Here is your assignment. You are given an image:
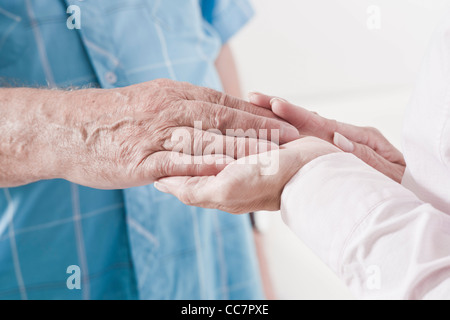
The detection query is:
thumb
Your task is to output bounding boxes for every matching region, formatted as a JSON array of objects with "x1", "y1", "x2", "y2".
[
  {"x1": 142, "y1": 152, "x2": 234, "y2": 182},
  {"x1": 154, "y1": 175, "x2": 218, "y2": 207},
  {"x1": 154, "y1": 176, "x2": 191, "y2": 195},
  {"x1": 333, "y1": 132, "x2": 405, "y2": 183},
  {"x1": 271, "y1": 98, "x2": 336, "y2": 141},
  {"x1": 248, "y1": 92, "x2": 275, "y2": 109}
]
